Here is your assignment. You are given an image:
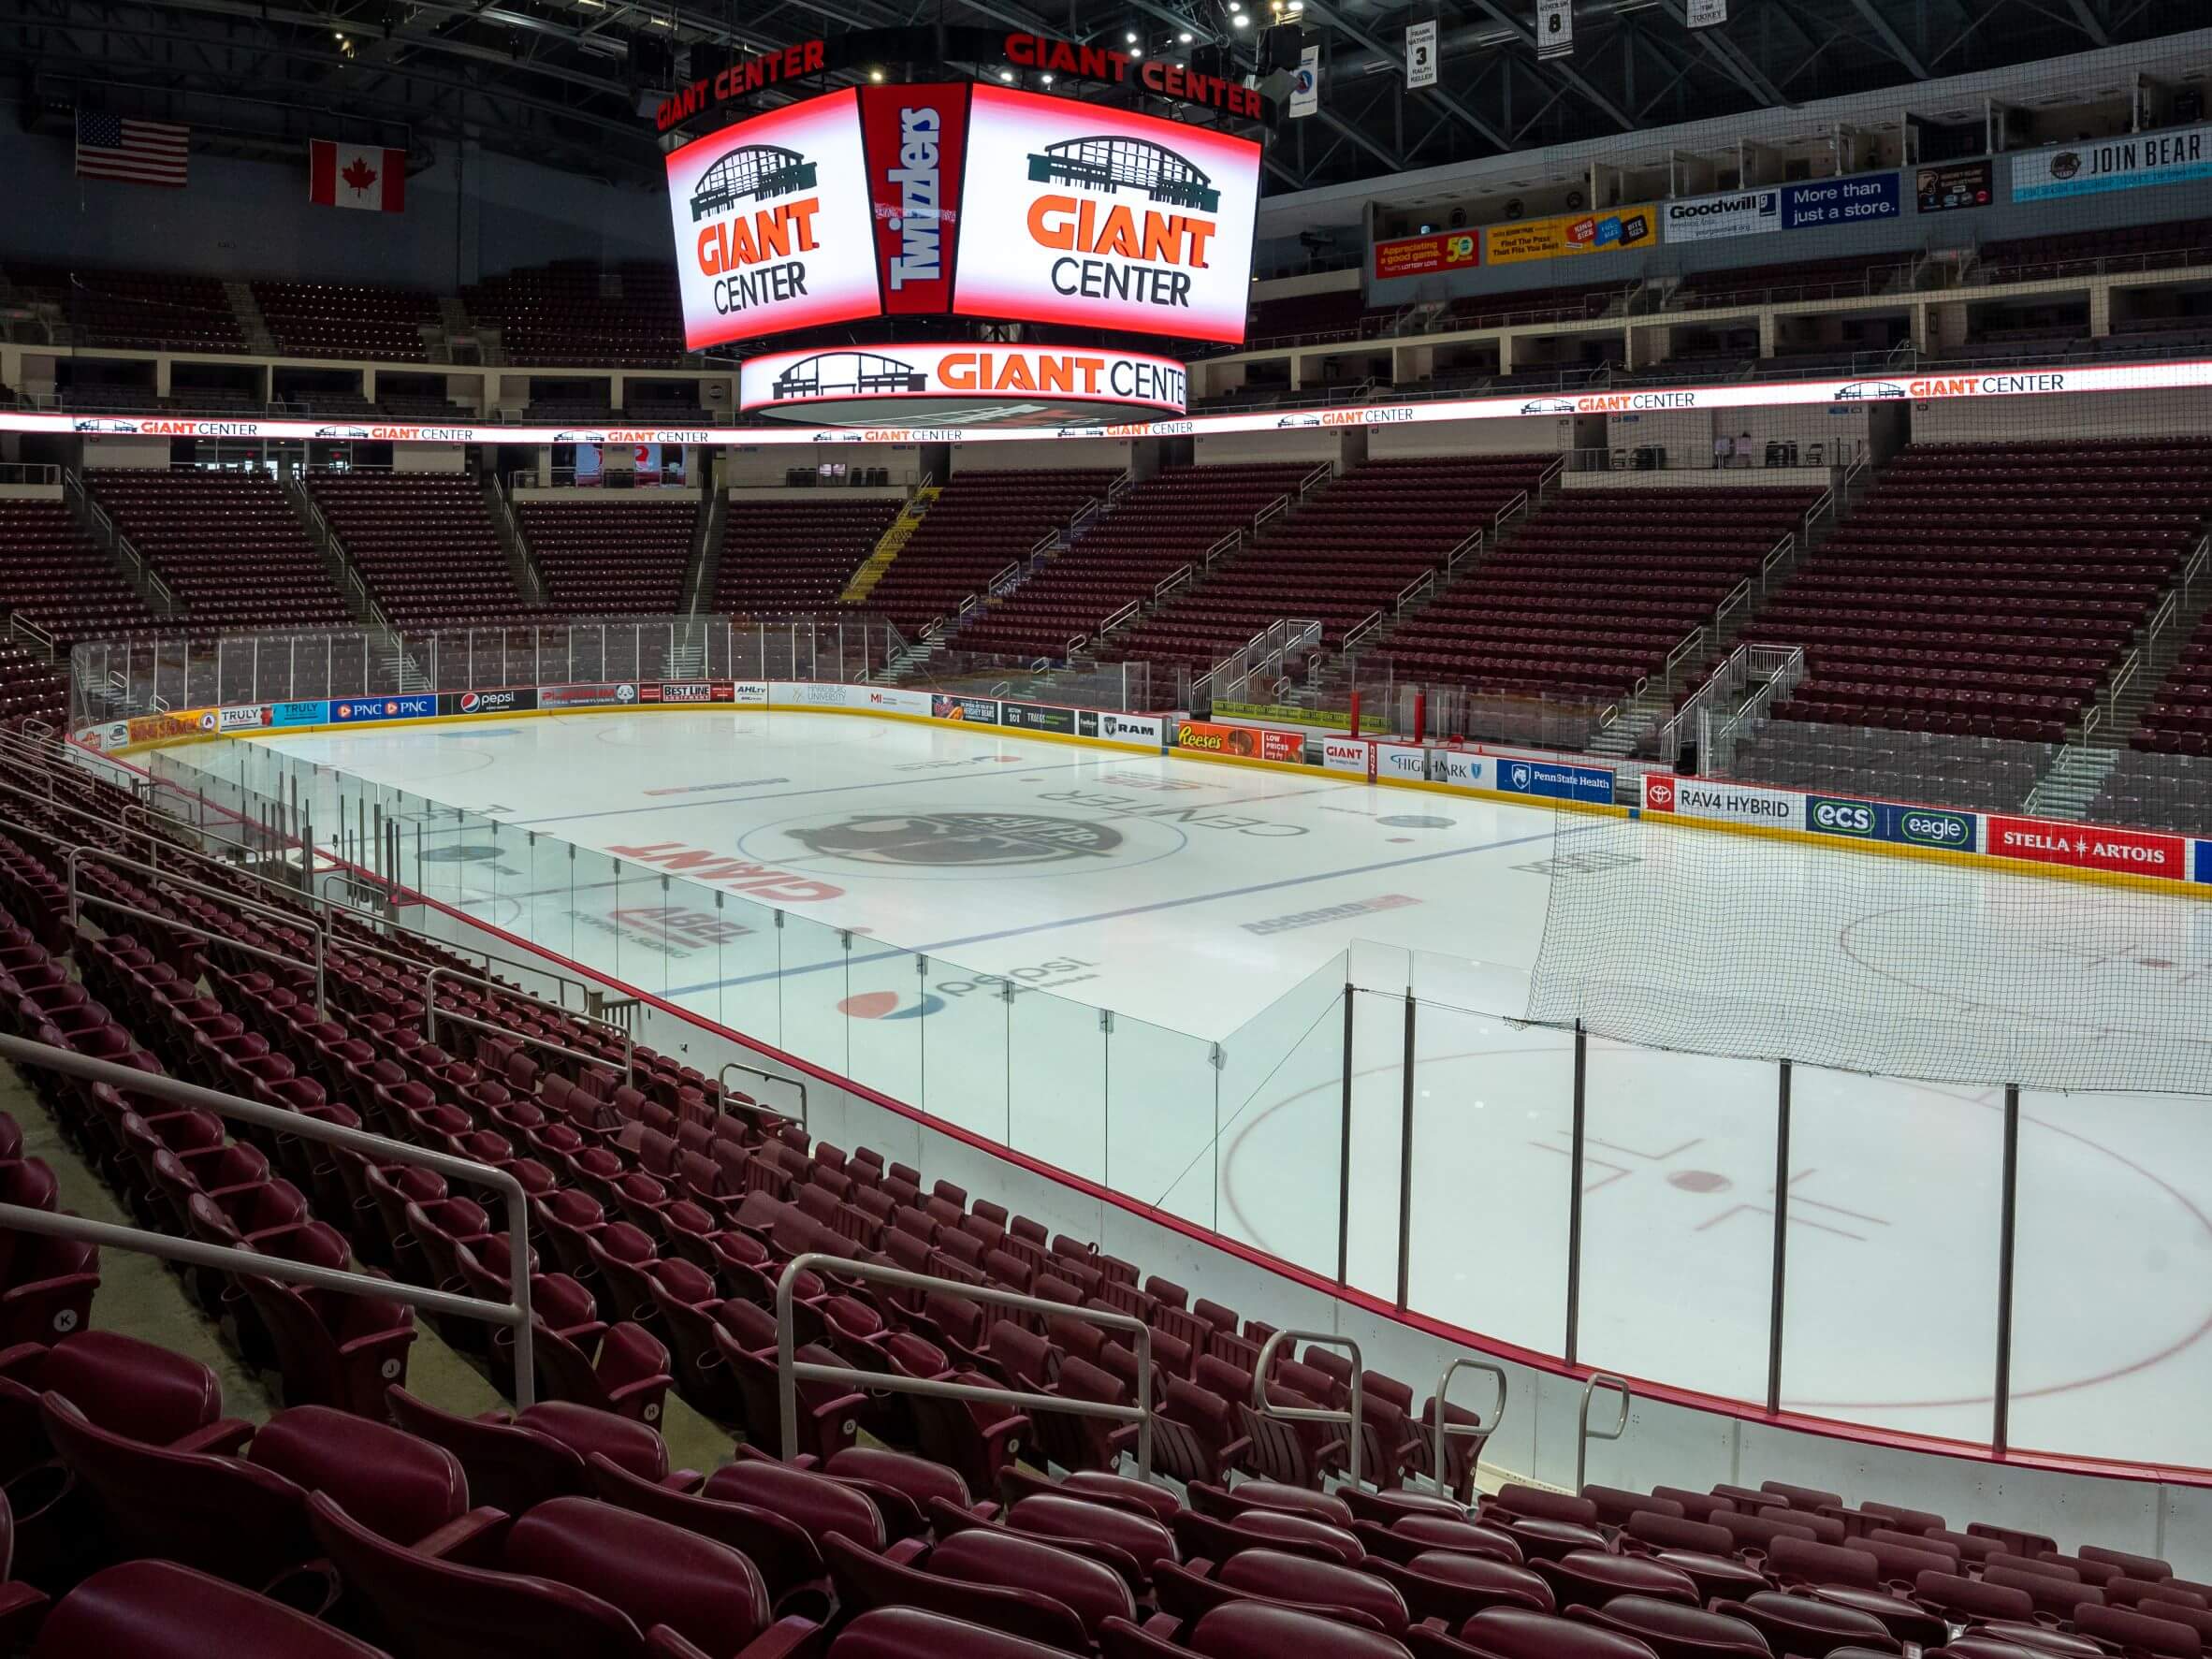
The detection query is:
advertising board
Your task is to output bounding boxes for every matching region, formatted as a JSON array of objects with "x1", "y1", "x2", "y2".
[
  {"x1": 739, "y1": 343, "x2": 1186, "y2": 418},
  {"x1": 330, "y1": 694, "x2": 437, "y2": 724},
  {"x1": 1372, "y1": 230, "x2": 1478, "y2": 280},
  {"x1": 438, "y1": 688, "x2": 539, "y2": 718},
  {"x1": 1174, "y1": 720, "x2": 1304, "y2": 764},
  {"x1": 1495, "y1": 755, "x2": 1616, "y2": 805},
  {"x1": 1986, "y1": 816, "x2": 2188, "y2": 880},
  {"x1": 538, "y1": 683, "x2": 639, "y2": 710}
]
